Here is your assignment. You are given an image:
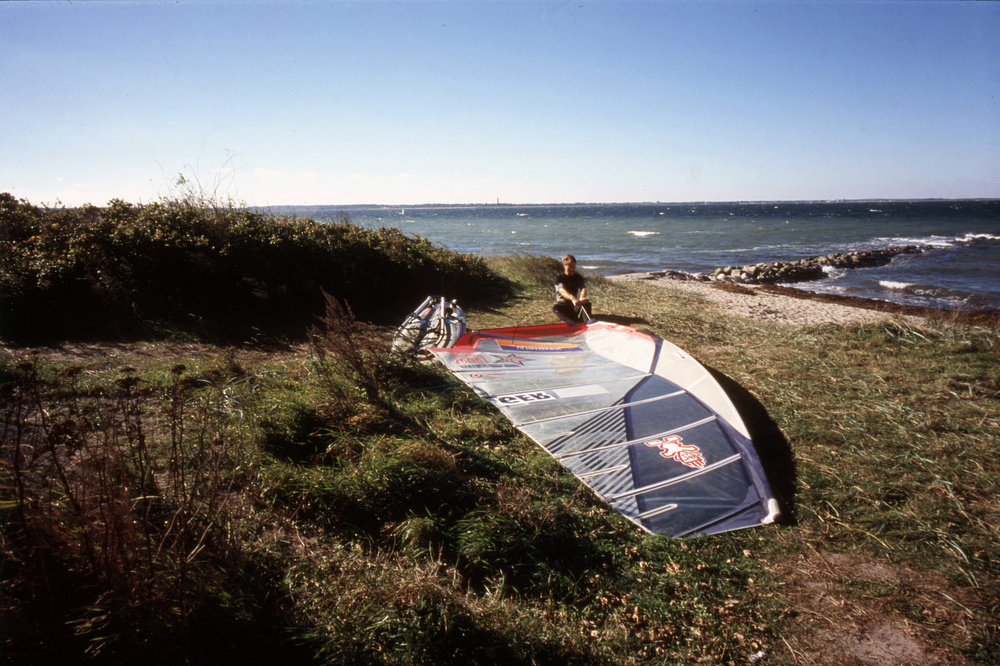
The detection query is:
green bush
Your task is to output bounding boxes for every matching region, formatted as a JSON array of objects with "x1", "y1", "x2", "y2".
[{"x1": 0, "y1": 193, "x2": 513, "y2": 343}]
